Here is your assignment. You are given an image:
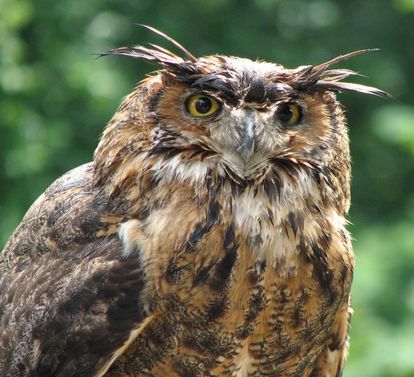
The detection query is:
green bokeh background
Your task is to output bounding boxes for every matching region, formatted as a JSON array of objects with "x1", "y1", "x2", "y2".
[{"x1": 1, "y1": 1, "x2": 413, "y2": 376}]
